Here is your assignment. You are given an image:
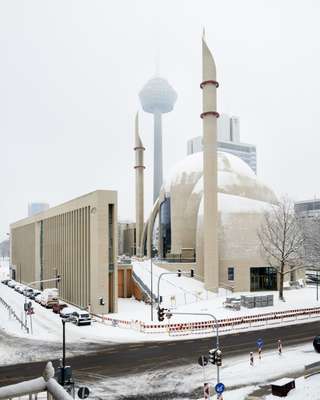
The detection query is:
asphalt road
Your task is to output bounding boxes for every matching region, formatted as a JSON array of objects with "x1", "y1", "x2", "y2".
[{"x1": 0, "y1": 320, "x2": 319, "y2": 387}]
